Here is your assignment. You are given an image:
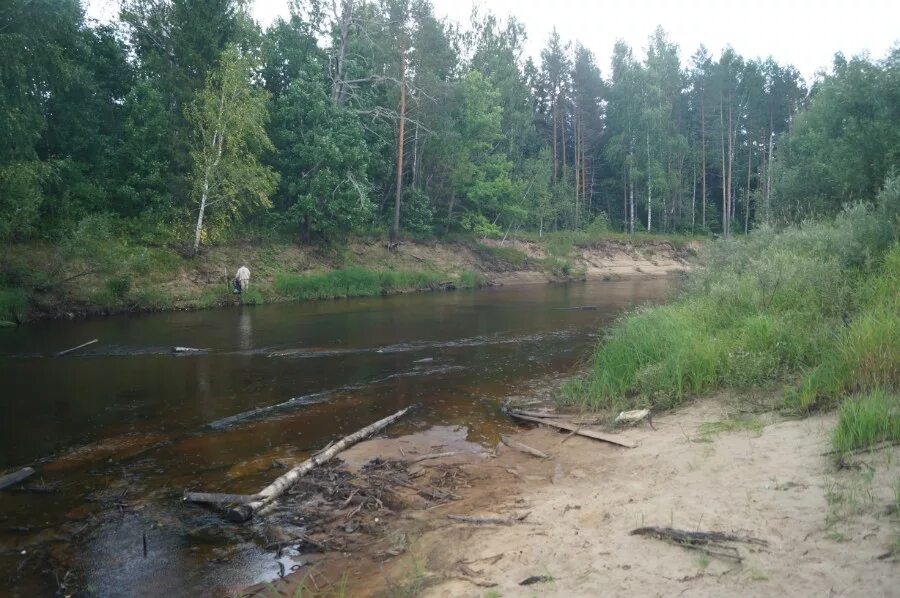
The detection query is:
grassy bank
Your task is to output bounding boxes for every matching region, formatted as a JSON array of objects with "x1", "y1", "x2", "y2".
[
  {"x1": 0, "y1": 226, "x2": 693, "y2": 323},
  {"x1": 561, "y1": 181, "x2": 900, "y2": 454}
]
